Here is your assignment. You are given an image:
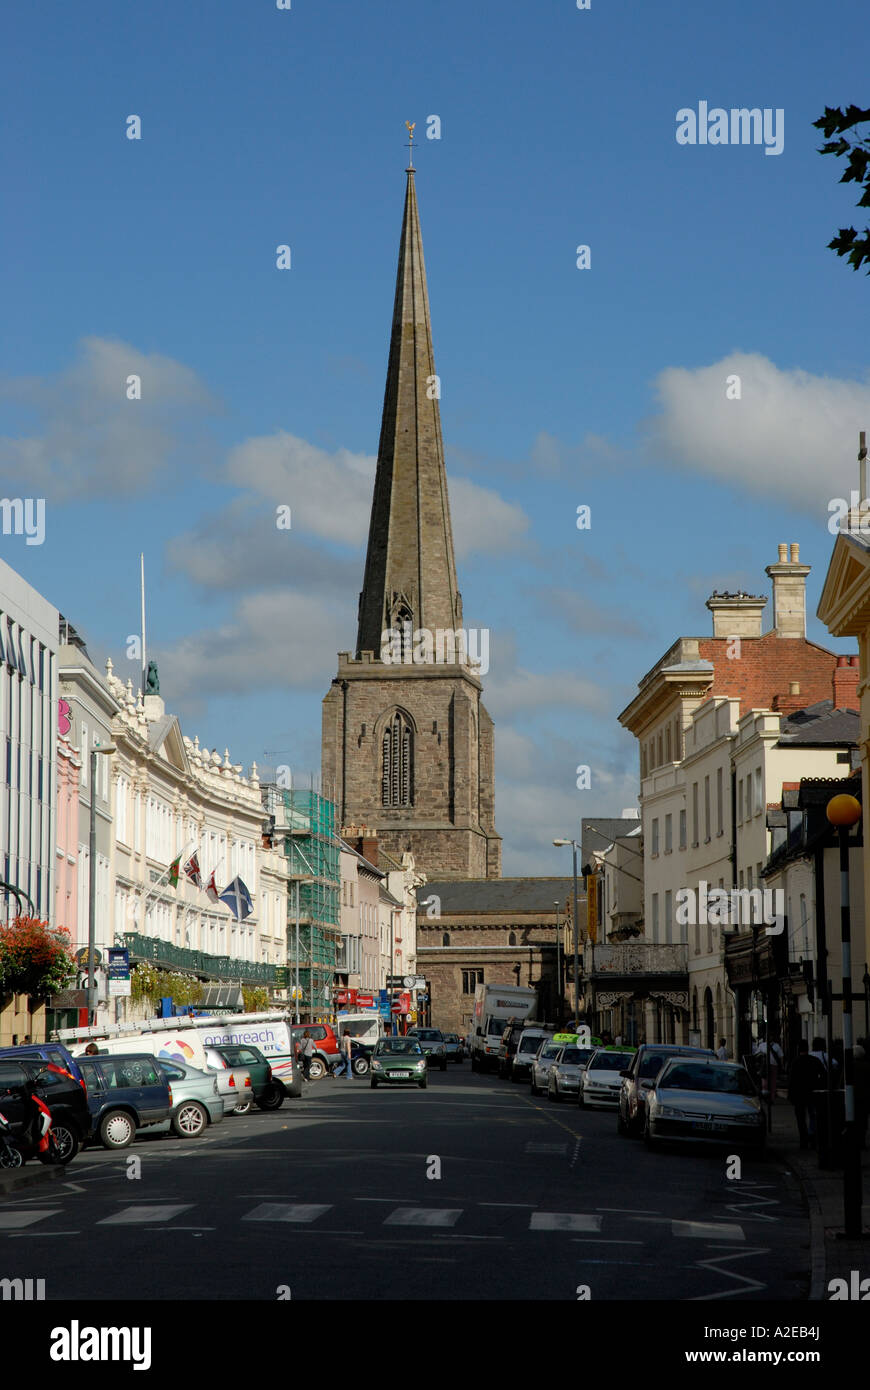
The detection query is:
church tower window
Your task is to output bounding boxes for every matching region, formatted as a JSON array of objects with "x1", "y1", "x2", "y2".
[{"x1": 382, "y1": 711, "x2": 414, "y2": 807}]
